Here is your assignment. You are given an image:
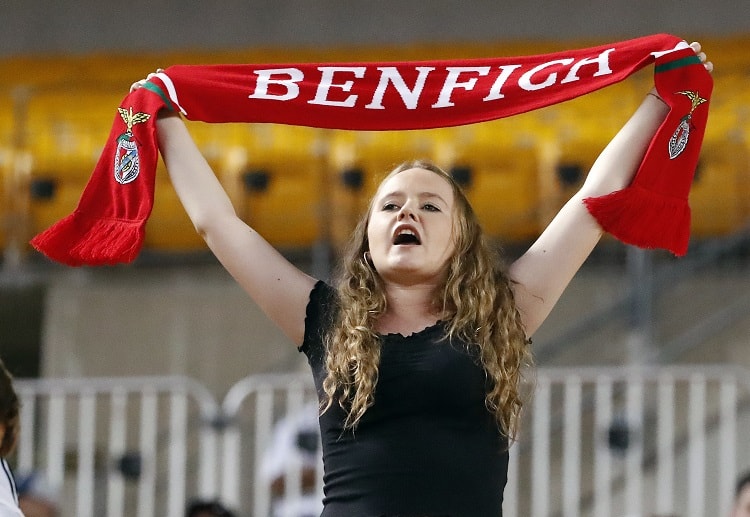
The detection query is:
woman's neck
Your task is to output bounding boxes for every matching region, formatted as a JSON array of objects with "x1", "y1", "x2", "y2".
[{"x1": 377, "y1": 283, "x2": 441, "y2": 336}]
